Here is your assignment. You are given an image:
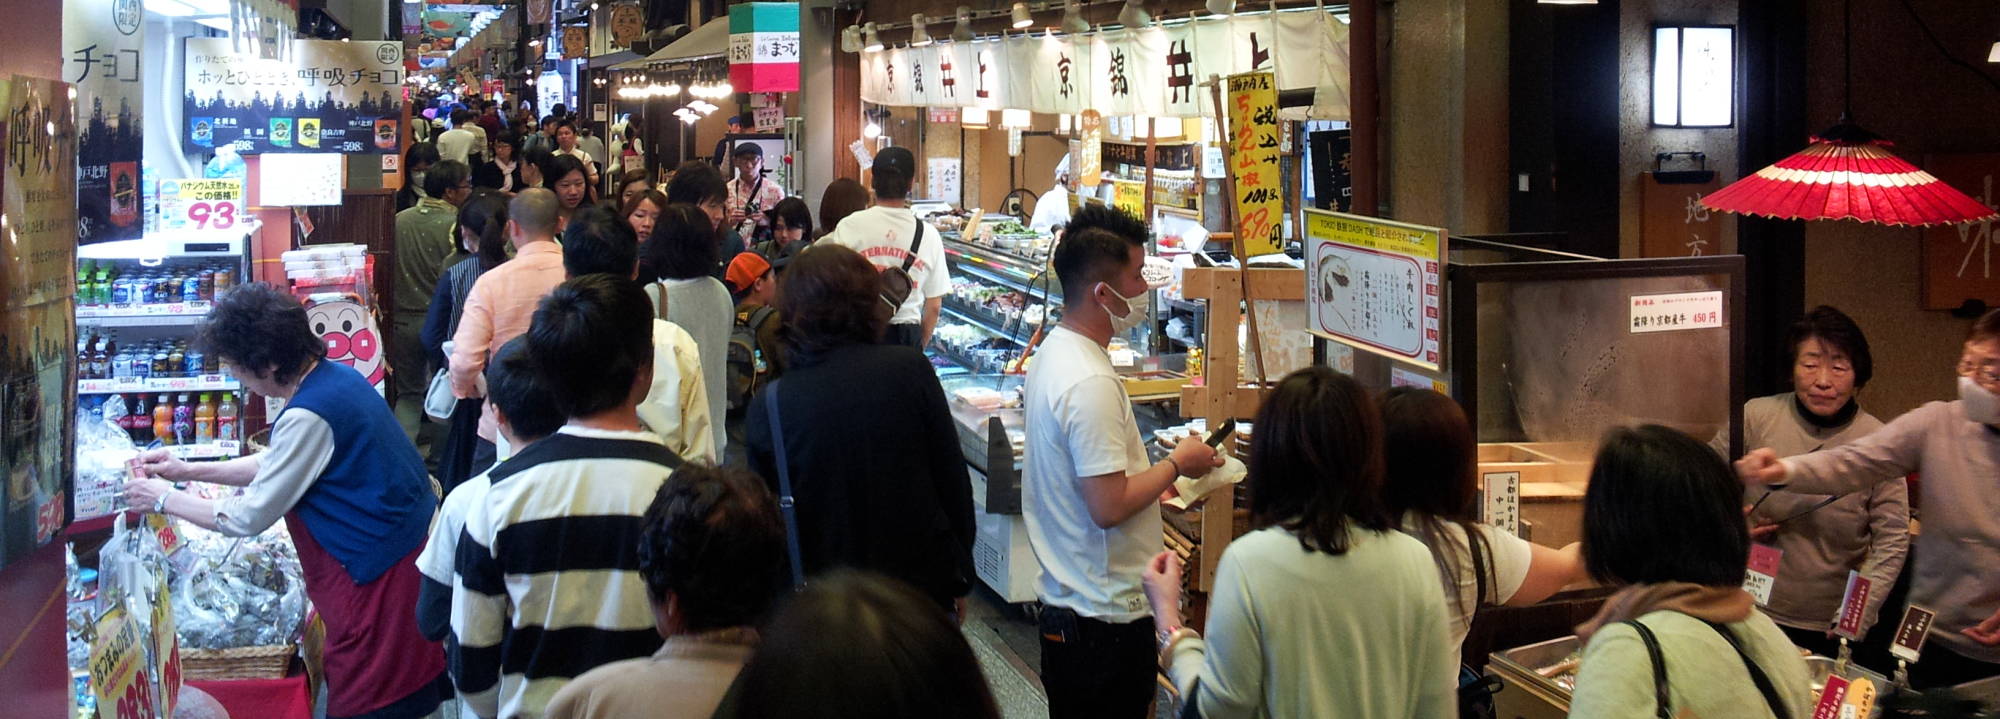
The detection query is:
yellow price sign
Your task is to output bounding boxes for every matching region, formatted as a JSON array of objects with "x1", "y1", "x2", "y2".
[{"x1": 1226, "y1": 71, "x2": 1282, "y2": 257}]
